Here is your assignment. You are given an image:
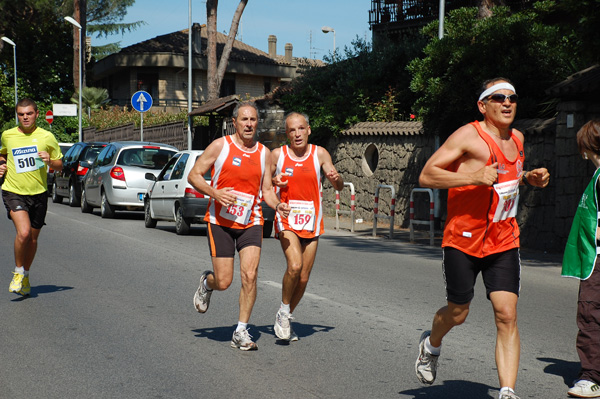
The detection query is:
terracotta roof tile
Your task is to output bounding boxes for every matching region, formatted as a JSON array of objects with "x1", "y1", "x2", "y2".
[
  {"x1": 341, "y1": 121, "x2": 424, "y2": 136},
  {"x1": 120, "y1": 24, "x2": 285, "y2": 66},
  {"x1": 512, "y1": 118, "x2": 556, "y2": 135},
  {"x1": 546, "y1": 64, "x2": 600, "y2": 97}
]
